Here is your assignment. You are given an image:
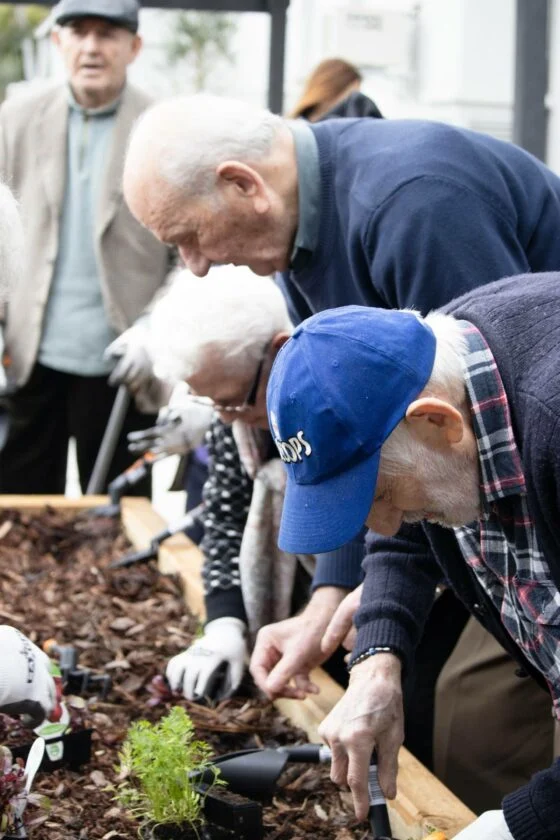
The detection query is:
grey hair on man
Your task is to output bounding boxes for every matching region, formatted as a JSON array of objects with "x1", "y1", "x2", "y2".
[
  {"x1": 149, "y1": 264, "x2": 292, "y2": 384},
  {"x1": 380, "y1": 311, "x2": 470, "y2": 477},
  {"x1": 125, "y1": 94, "x2": 284, "y2": 199}
]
